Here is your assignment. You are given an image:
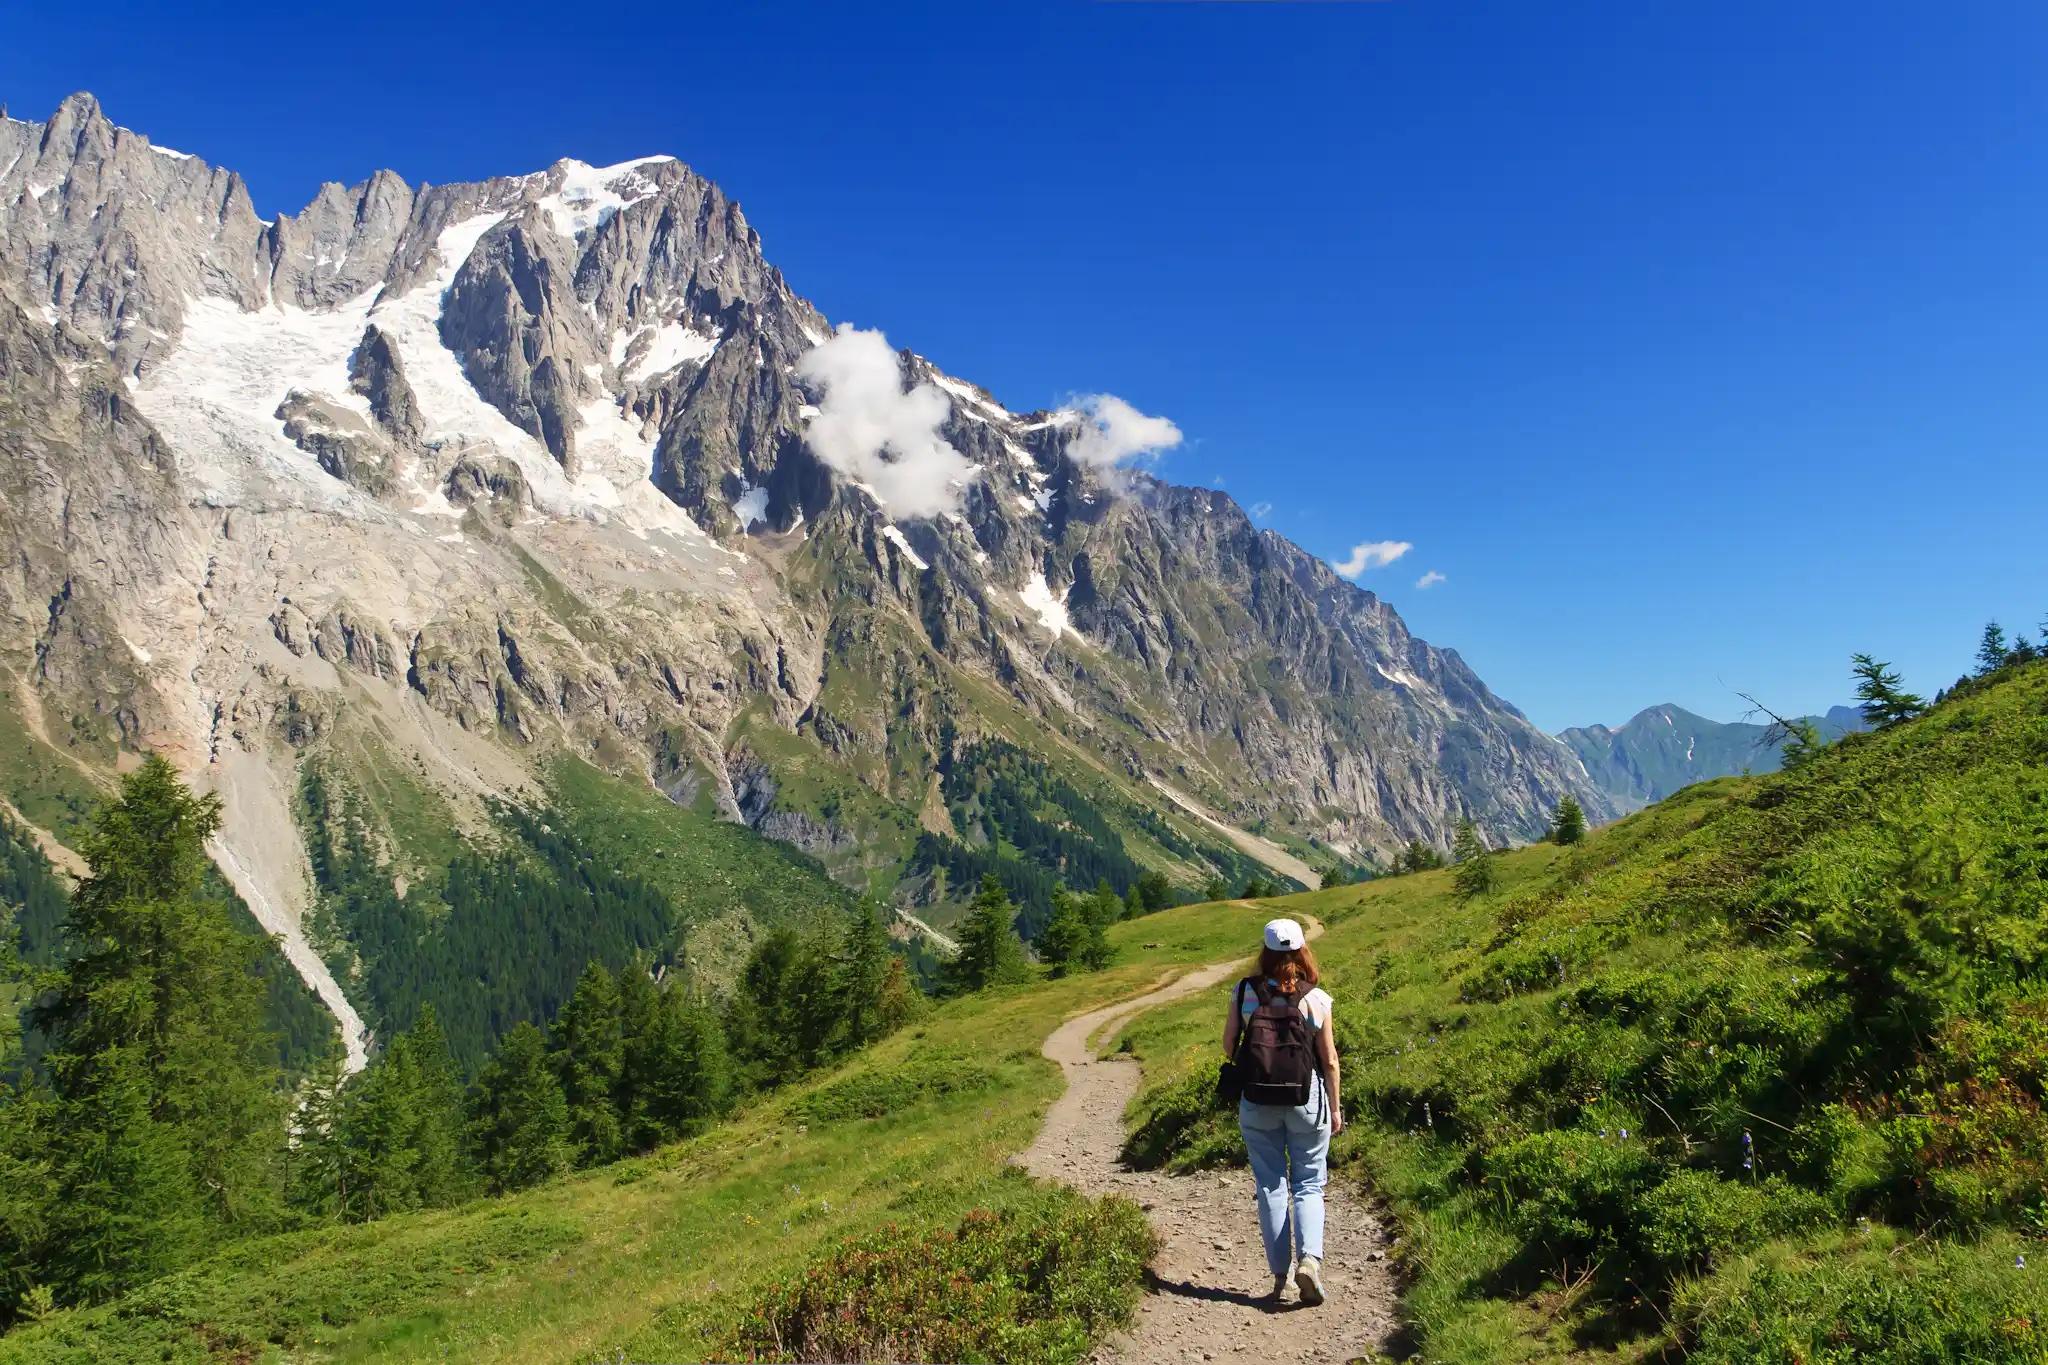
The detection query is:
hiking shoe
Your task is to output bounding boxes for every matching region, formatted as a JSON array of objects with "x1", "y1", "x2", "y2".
[
  {"x1": 1269, "y1": 1272, "x2": 1289, "y2": 1302},
  {"x1": 1296, "y1": 1255, "x2": 1326, "y2": 1306}
]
